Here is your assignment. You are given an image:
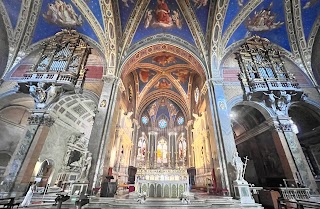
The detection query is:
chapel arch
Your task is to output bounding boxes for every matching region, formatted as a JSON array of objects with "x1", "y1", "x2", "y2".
[
  {"x1": 288, "y1": 102, "x2": 320, "y2": 178},
  {"x1": 230, "y1": 104, "x2": 286, "y2": 187},
  {"x1": 106, "y1": 41, "x2": 218, "y2": 189}
]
